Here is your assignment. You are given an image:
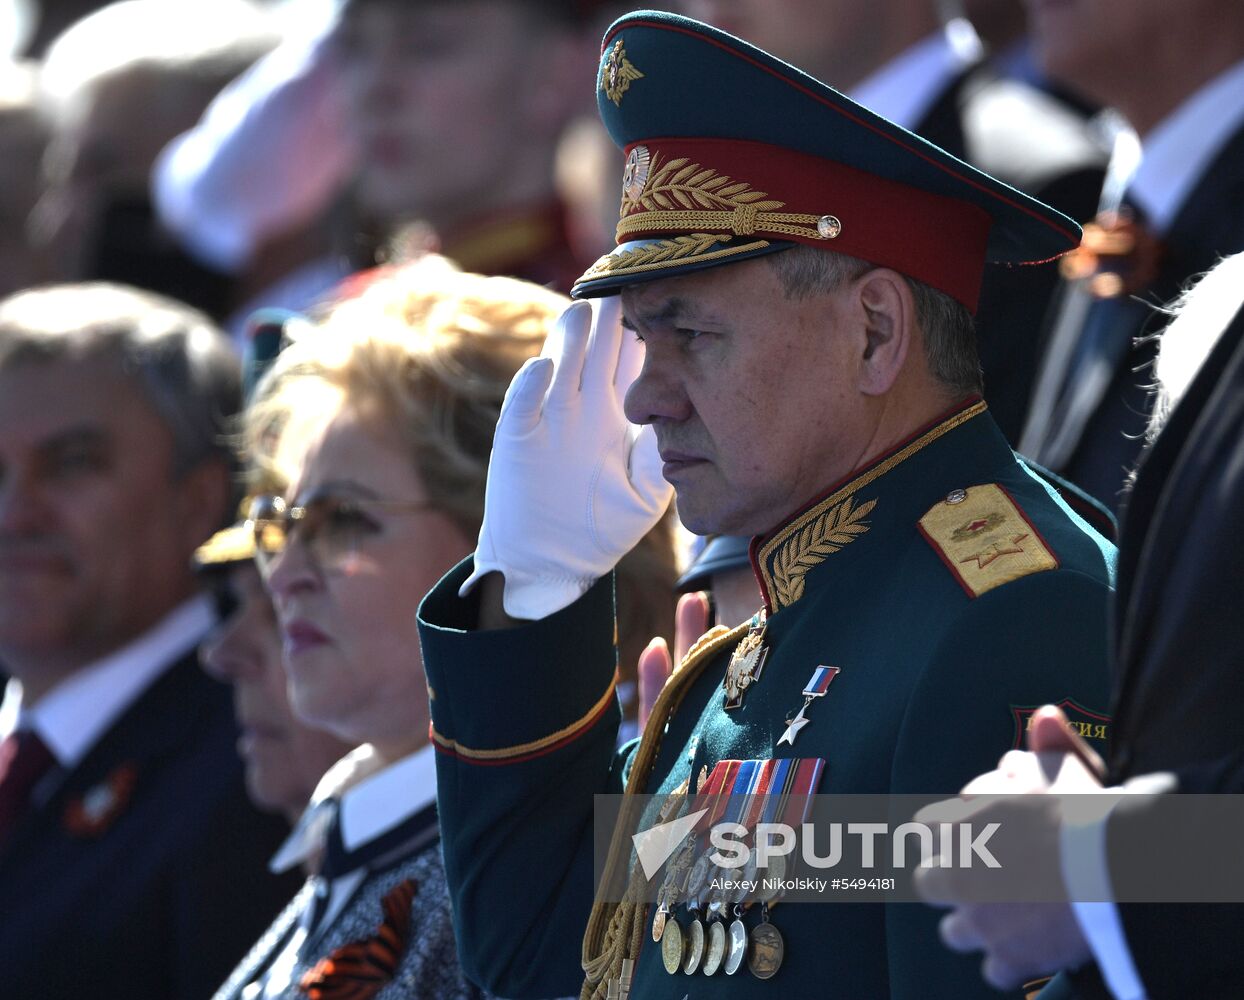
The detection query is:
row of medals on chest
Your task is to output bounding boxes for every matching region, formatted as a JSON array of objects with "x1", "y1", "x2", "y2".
[
  {"x1": 654, "y1": 830, "x2": 787, "y2": 979},
  {"x1": 656, "y1": 613, "x2": 783, "y2": 980}
]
